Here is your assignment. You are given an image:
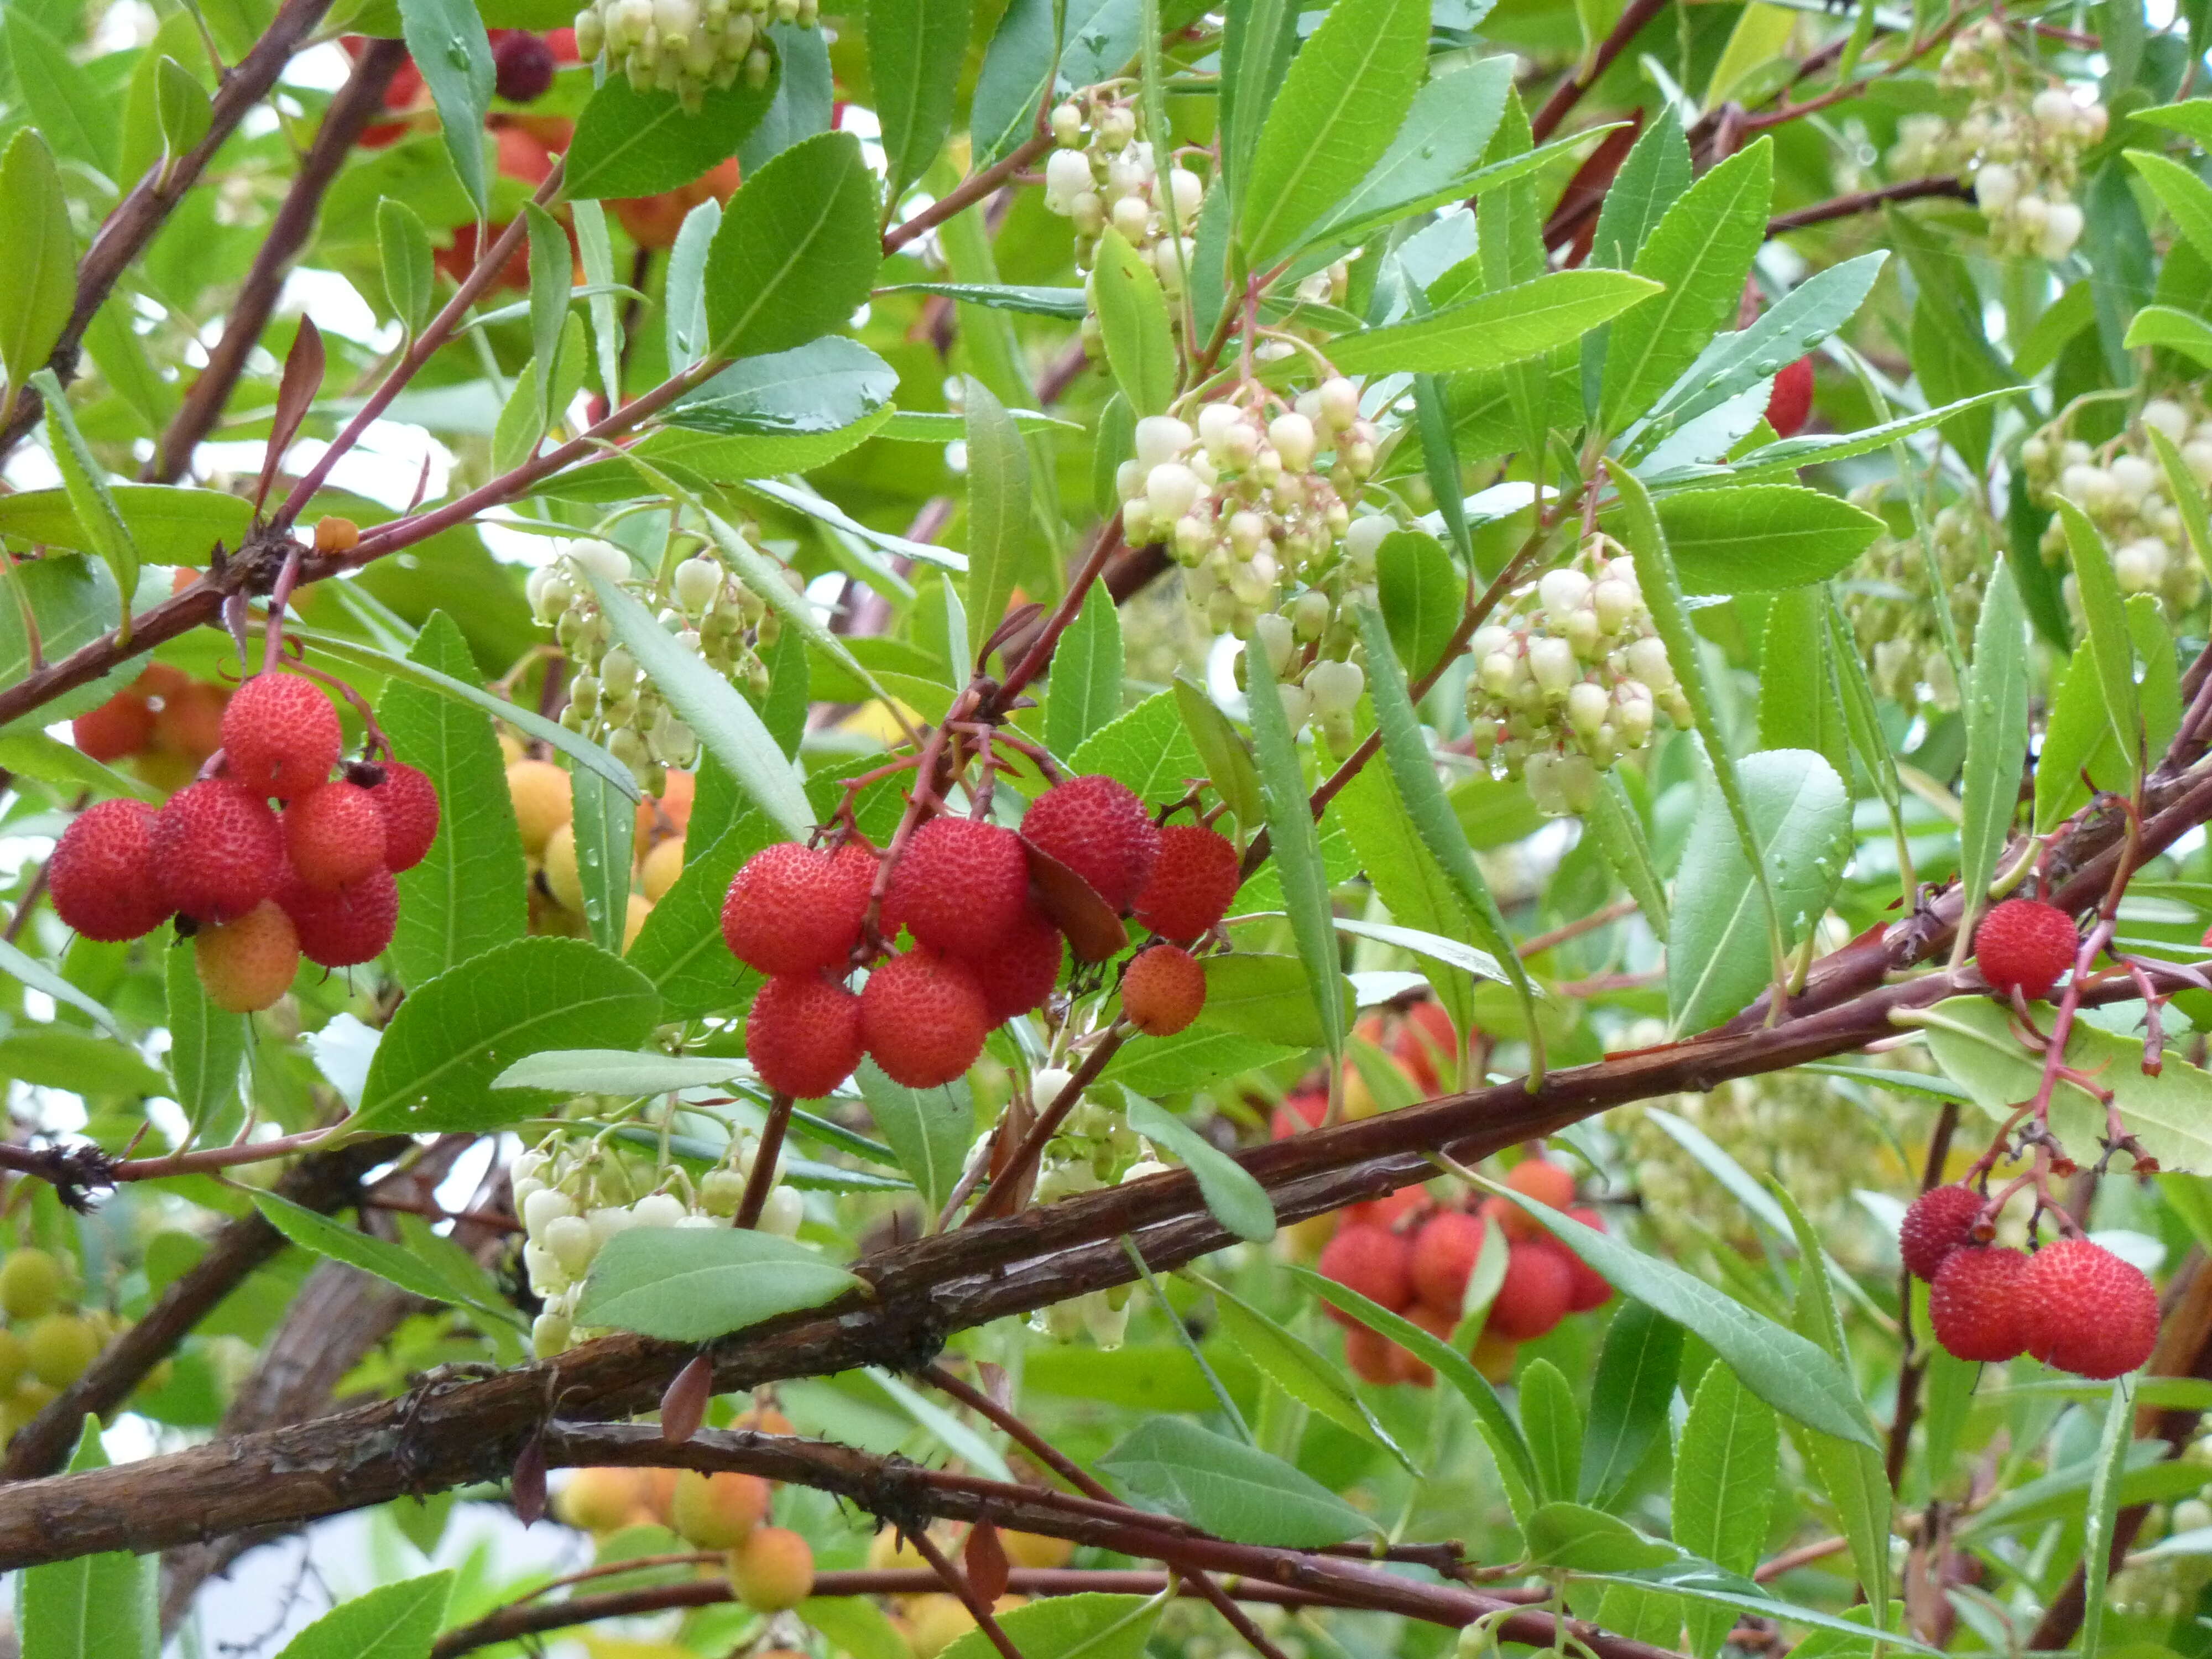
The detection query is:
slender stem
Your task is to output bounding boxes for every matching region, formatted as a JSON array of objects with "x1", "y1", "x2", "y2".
[
  {"x1": 884, "y1": 134, "x2": 1056, "y2": 257},
  {"x1": 1766, "y1": 176, "x2": 1971, "y2": 235},
  {"x1": 908, "y1": 1527, "x2": 1027, "y2": 1659},
  {"x1": 734, "y1": 1093, "x2": 794, "y2": 1229},
  {"x1": 1529, "y1": 0, "x2": 1670, "y2": 143}
]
